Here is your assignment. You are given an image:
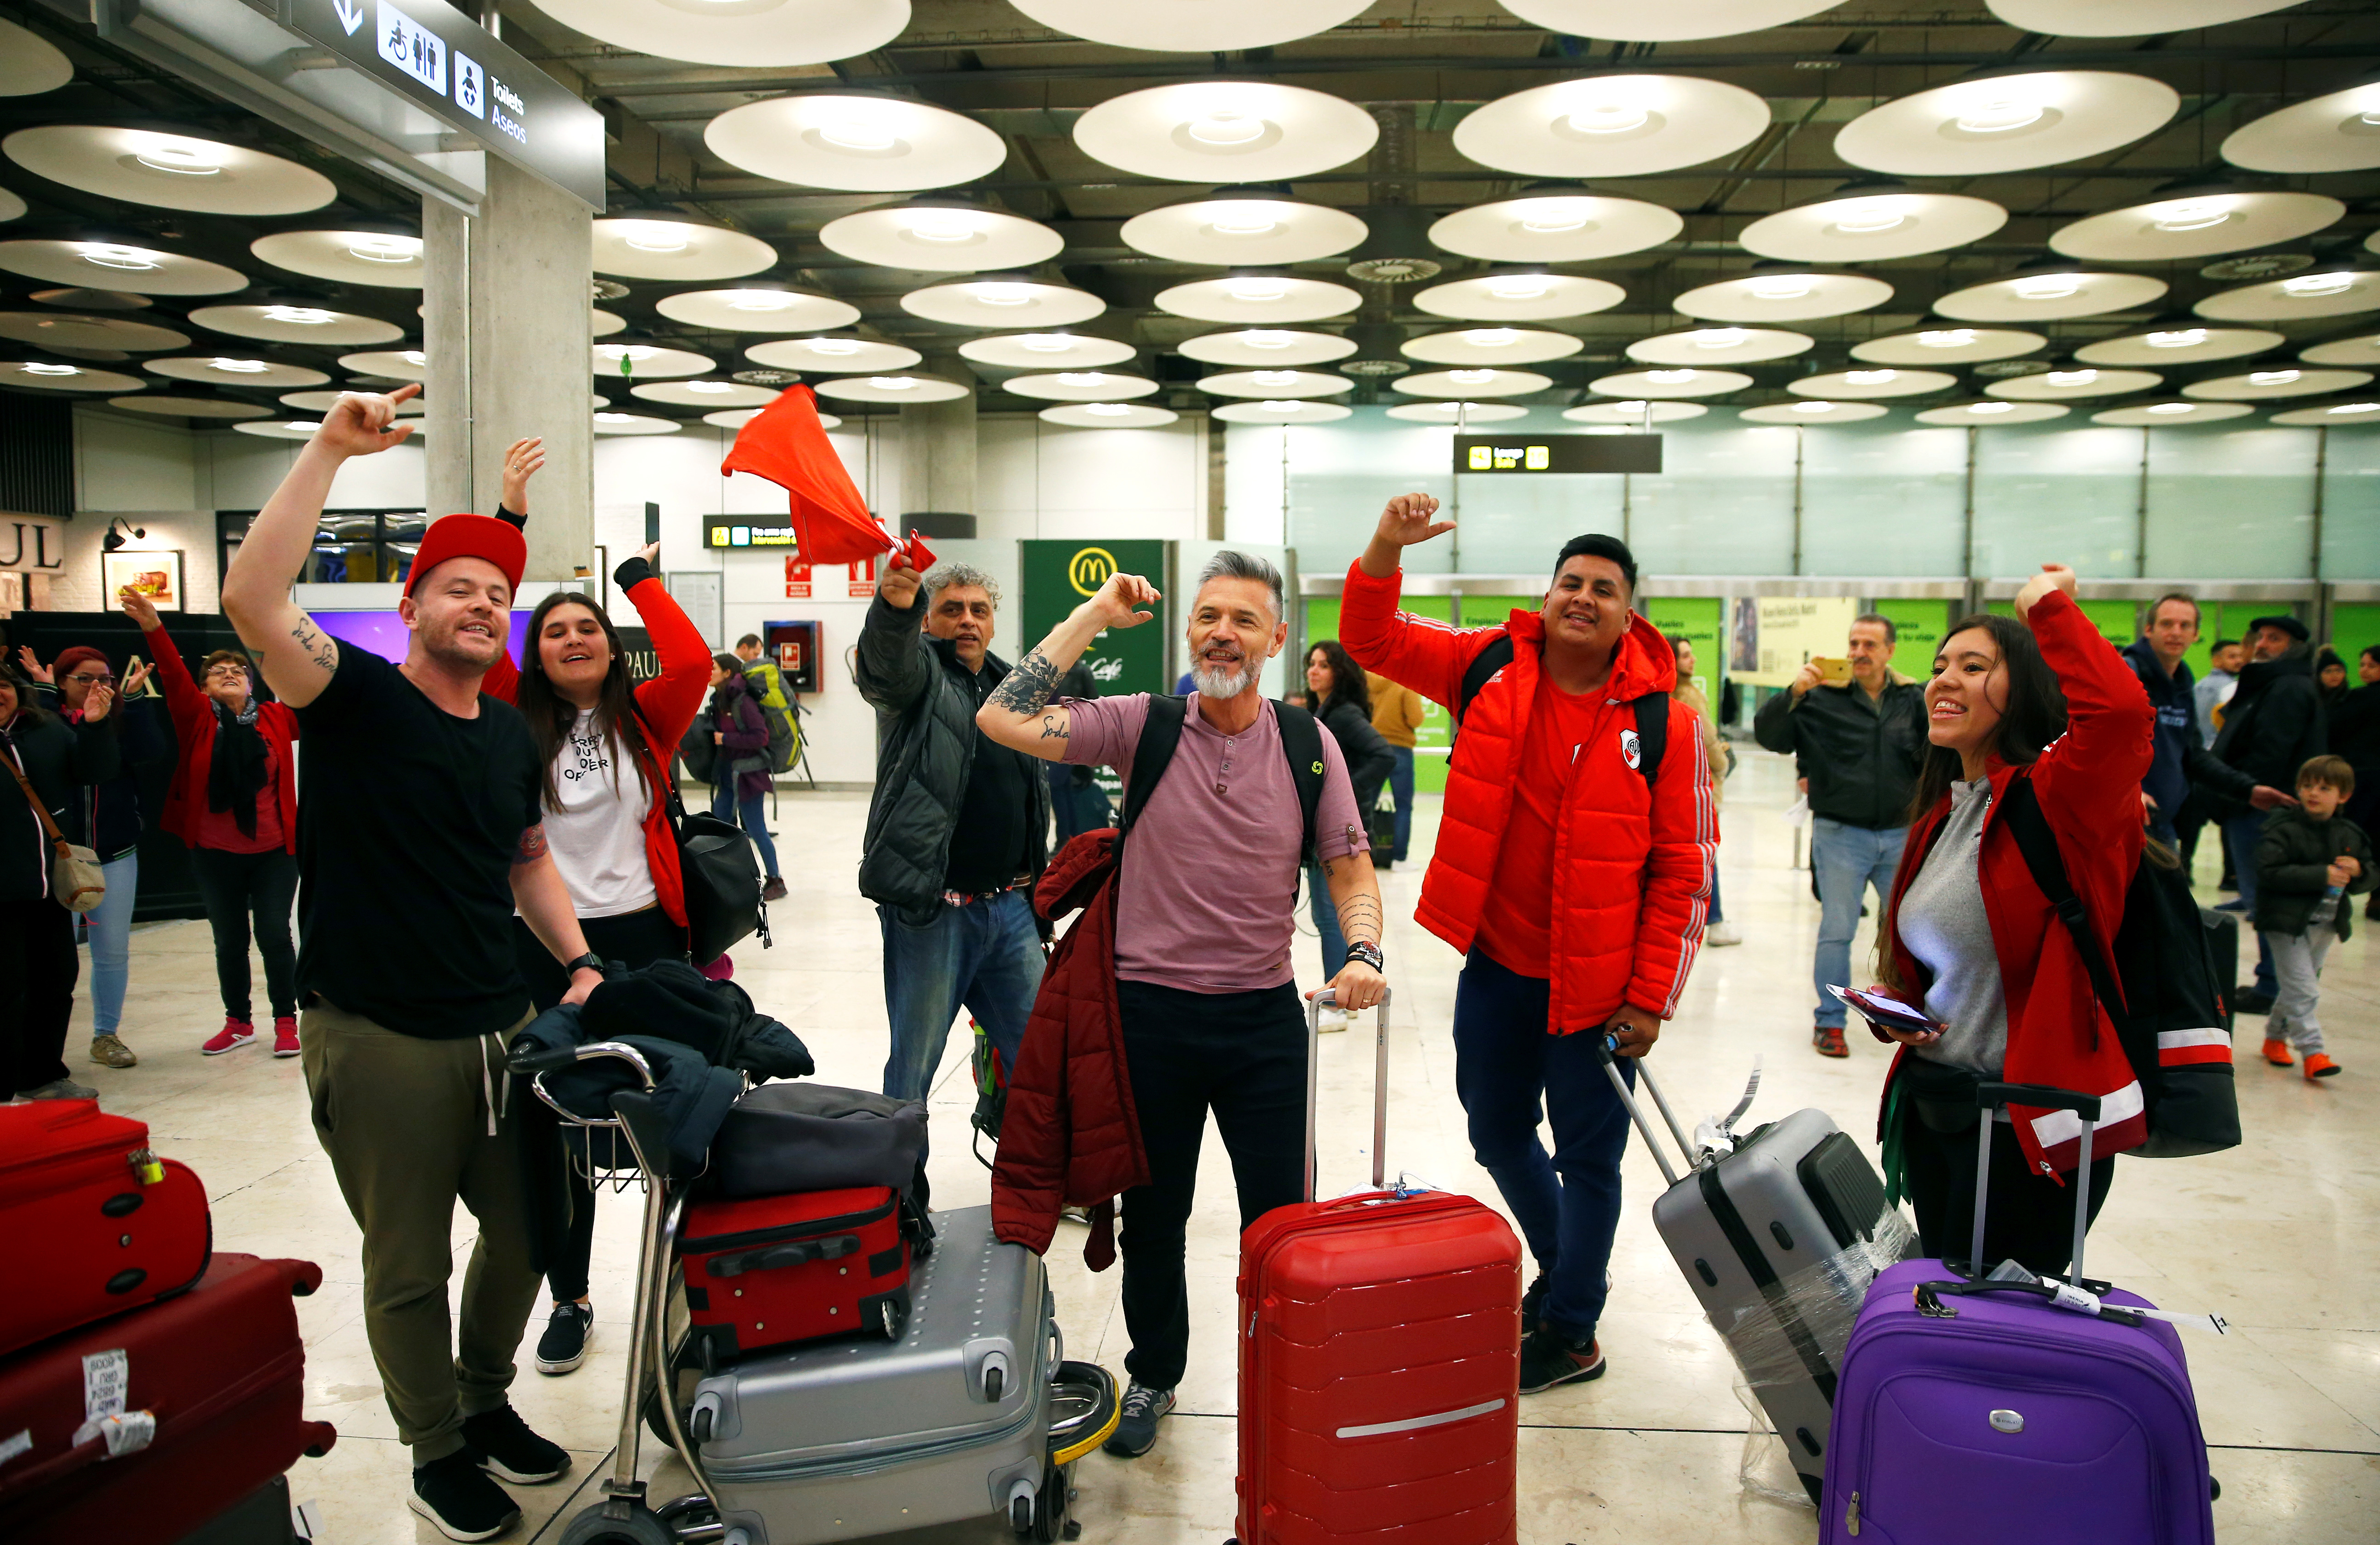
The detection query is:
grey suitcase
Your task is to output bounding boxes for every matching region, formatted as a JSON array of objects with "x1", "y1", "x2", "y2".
[{"x1": 1591, "y1": 1039, "x2": 1912, "y2": 1504}]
